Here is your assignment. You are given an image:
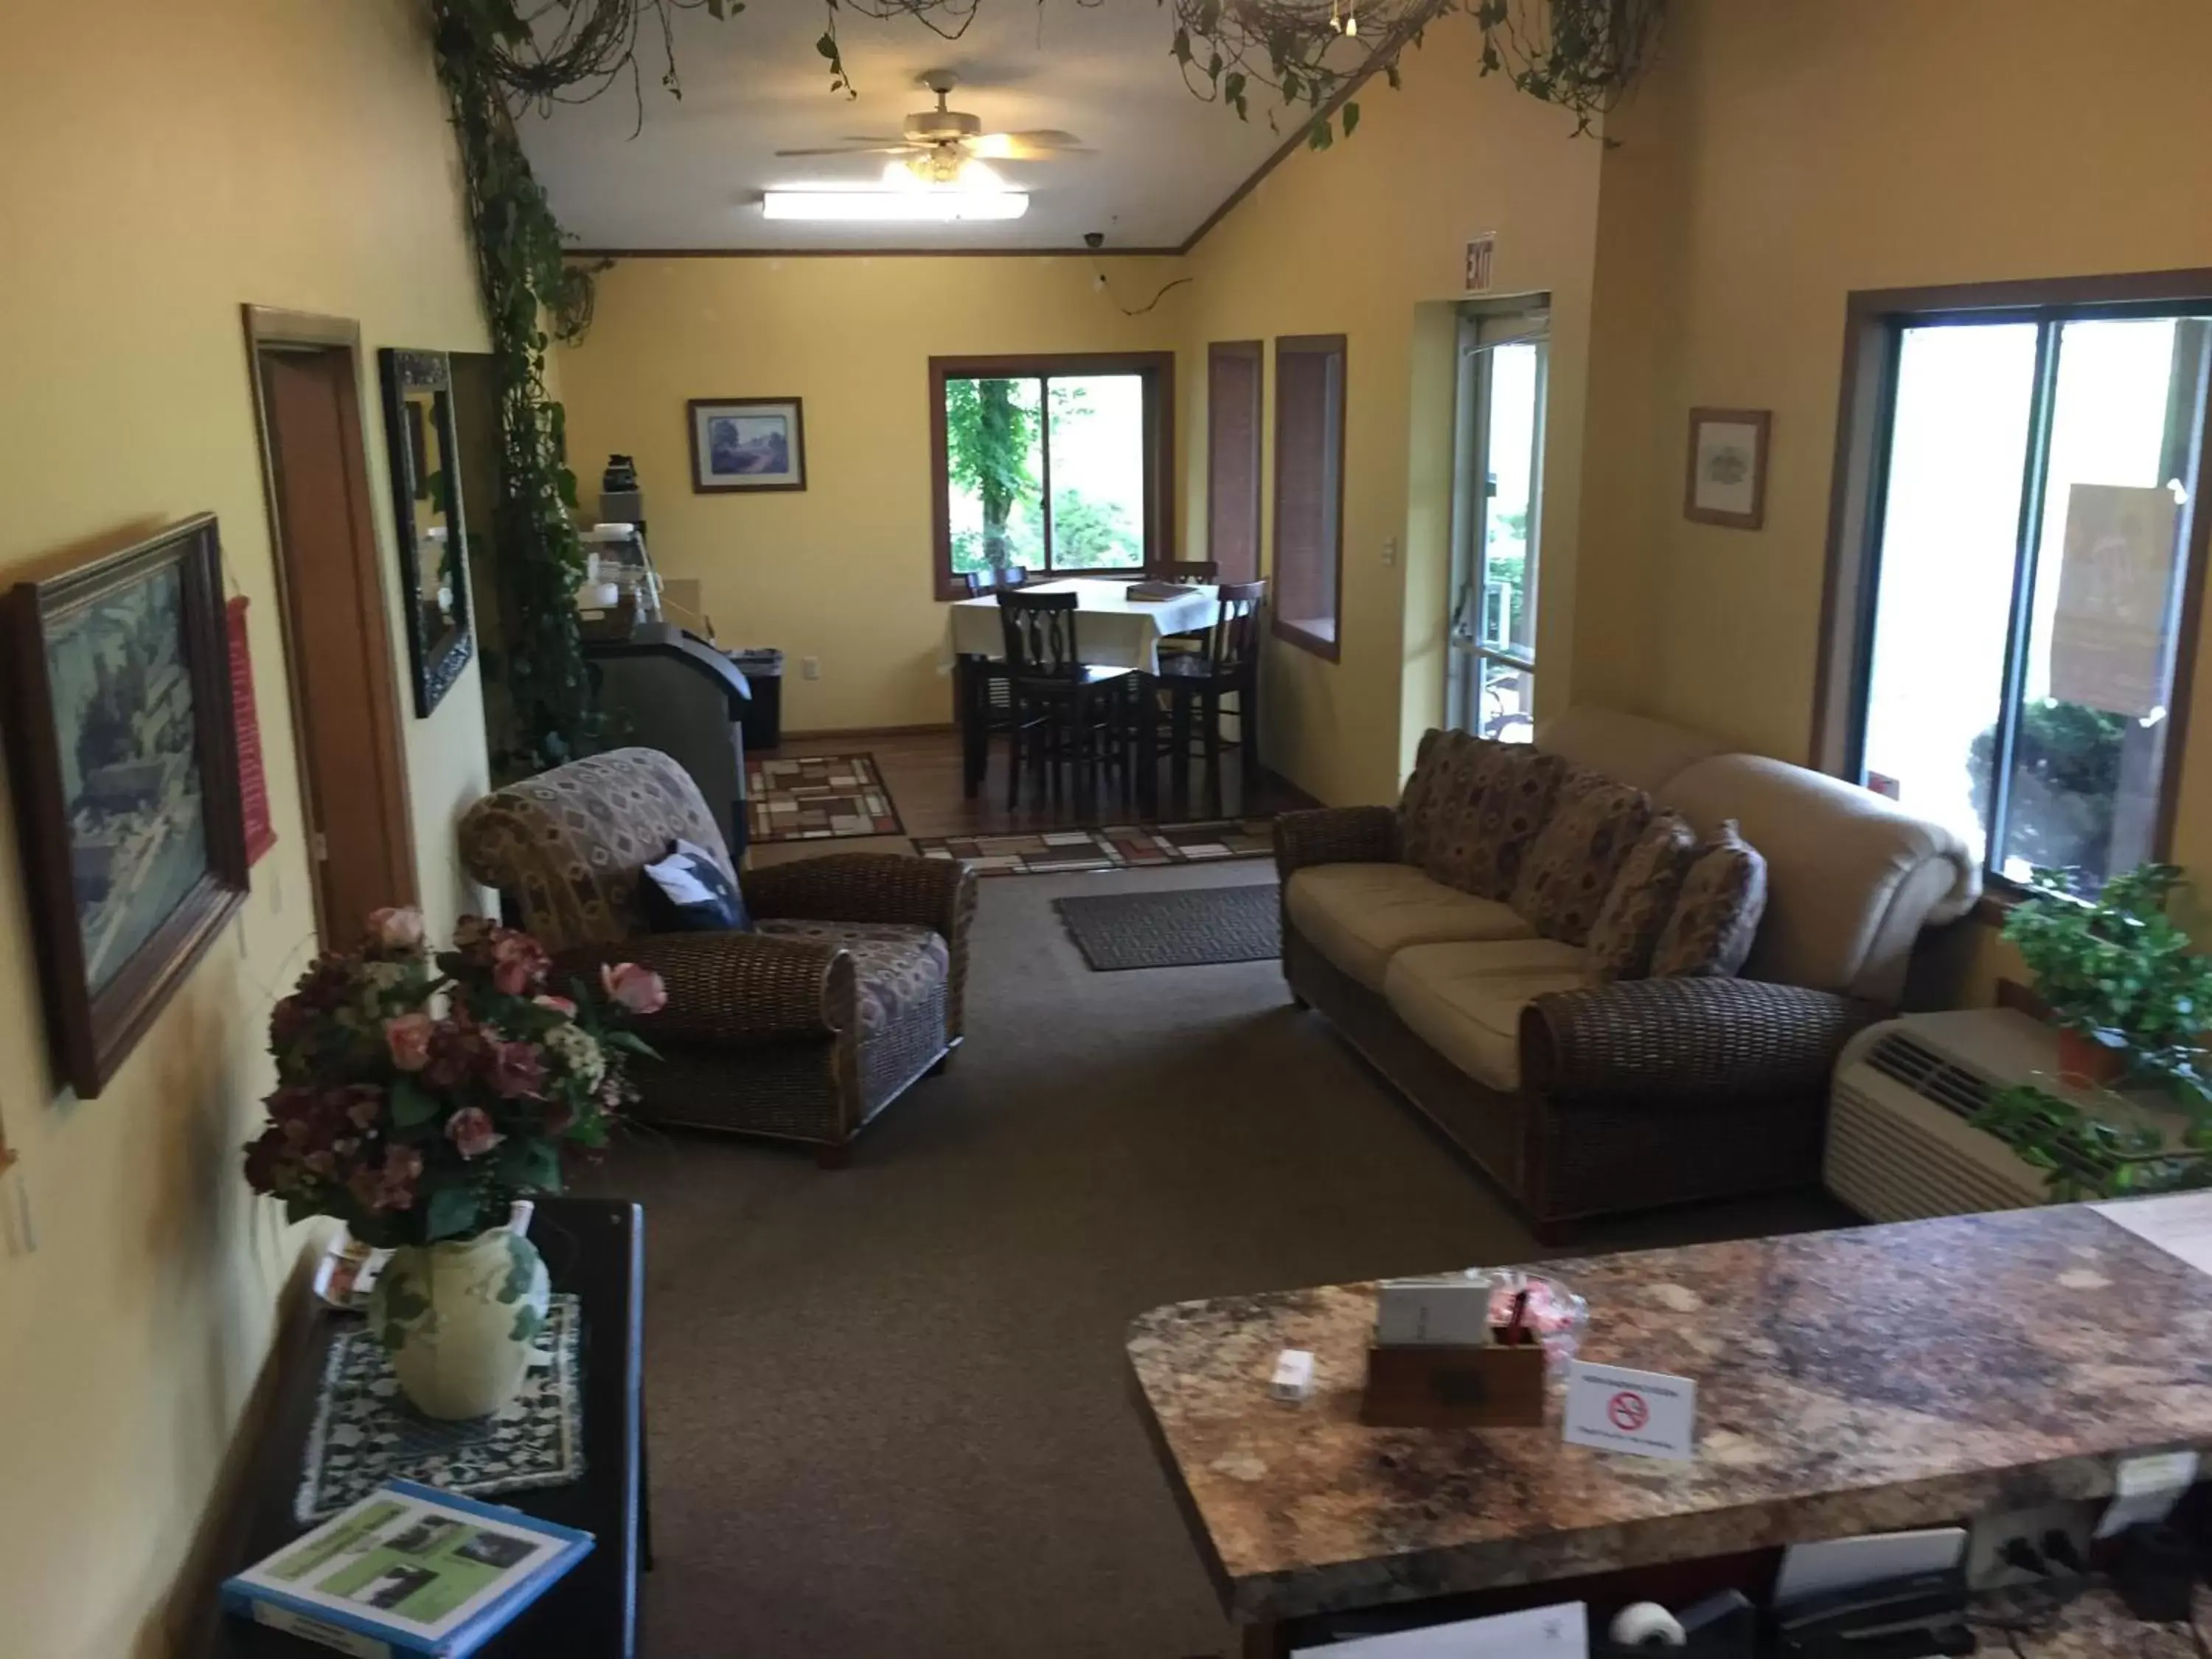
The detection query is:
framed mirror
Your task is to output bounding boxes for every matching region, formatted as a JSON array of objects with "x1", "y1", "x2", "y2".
[{"x1": 378, "y1": 347, "x2": 473, "y2": 716}]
